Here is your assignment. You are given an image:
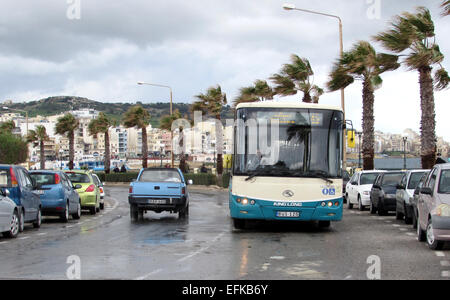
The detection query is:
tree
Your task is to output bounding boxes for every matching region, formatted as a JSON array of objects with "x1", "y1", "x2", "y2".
[
  {"x1": 233, "y1": 80, "x2": 274, "y2": 107},
  {"x1": 89, "y1": 112, "x2": 113, "y2": 174},
  {"x1": 160, "y1": 110, "x2": 187, "y2": 172},
  {"x1": 327, "y1": 41, "x2": 400, "y2": 170},
  {"x1": 0, "y1": 120, "x2": 16, "y2": 134},
  {"x1": 123, "y1": 105, "x2": 151, "y2": 168},
  {"x1": 270, "y1": 54, "x2": 324, "y2": 103},
  {"x1": 0, "y1": 133, "x2": 28, "y2": 164},
  {"x1": 27, "y1": 126, "x2": 50, "y2": 170},
  {"x1": 442, "y1": 1, "x2": 450, "y2": 16},
  {"x1": 55, "y1": 114, "x2": 79, "y2": 170},
  {"x1": 374, "y1": 7, "x2": 450, "y2": 169},
  {"x1": 193, "y1": 85, "x2": 227, "y2": 181}
]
